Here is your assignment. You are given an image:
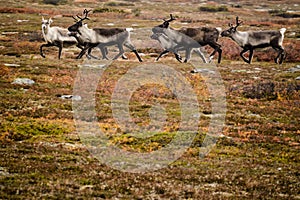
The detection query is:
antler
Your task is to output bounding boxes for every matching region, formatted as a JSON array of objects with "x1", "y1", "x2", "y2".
[
  {"x1": 164, "y1": 14, "x2": 176, "y2": 23},
  {"x1": 228, "y1": 16, "x2": 242, "y2": 28},
  {"x1": 83, "y1": 9, "x2": 92, "y2": 17},
  {"x1": 73, "y1": 9, "x2": 92, "y2": 22},
  {"x1": 72, "y1": 15, "x2": 79, "y2": 22},
  {"x1": 235, "y1": 16, "x2": 243, "y2": 27},
  {"x1": 82, "y1": 9, "x2": 92, "y2": 20}
]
